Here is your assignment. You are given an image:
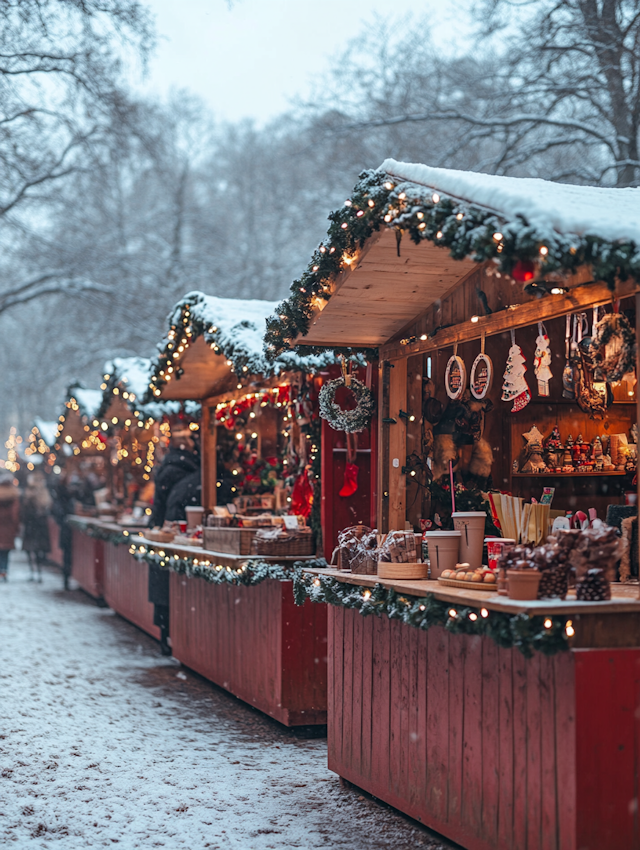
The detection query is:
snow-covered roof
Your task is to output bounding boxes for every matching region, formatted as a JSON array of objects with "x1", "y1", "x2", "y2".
[
  {"x1": 70, "y1": 387, "x2": 103, "y2": 420},
  {"x1": 147, "y1": 292, "x2": 337, "y2": 401},
  {"x1": 264, "y1": 159, "x2": 640, "y2": 355},
  {"x1": 381, "y1": 158, "x2": 640, "y2": 245},
  {"x1": 99, "y1": 356, "x2": 201, "y2": 421},
  {"x1": 33, "y1": 418, "x2": 58, "y2": 448},
  {"x1": 106, "y1": 356, "x2": 151, "y2": 403}
]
